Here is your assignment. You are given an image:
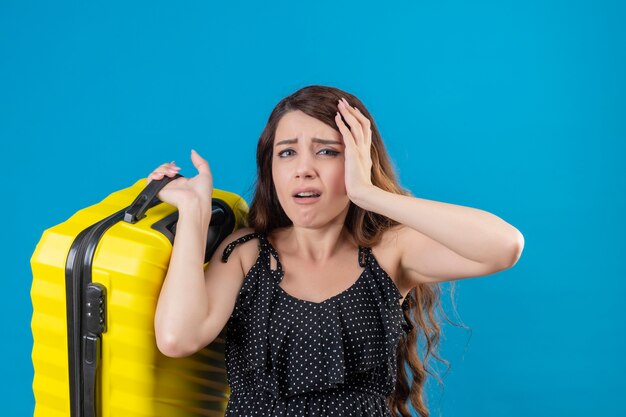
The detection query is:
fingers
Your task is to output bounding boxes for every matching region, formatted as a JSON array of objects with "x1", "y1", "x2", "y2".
[
  {"x1": 337, "y1": 97, "x2": 373, "y2": 151},
  {"x1": 337, "y1": 97, "x2": 364, "y2": 145},
  {"x1": 145, "y1": 150, "x2": 210, "y2": 188},
  {"x1": 346, "y1": 103, "x2": 372, "y2": 147},
  {"x1": 153, "y1": 164, "x2": 180, "y2": 177},
  {"x1": 335, "y1": 112, "x2": 355, "y2": 151},
  {"x1": 190, "y1": 149, "x2": 211, "y2": 174},
  {"x1": 147, "y1": 161, "x2": 181, "y2": 182}
]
